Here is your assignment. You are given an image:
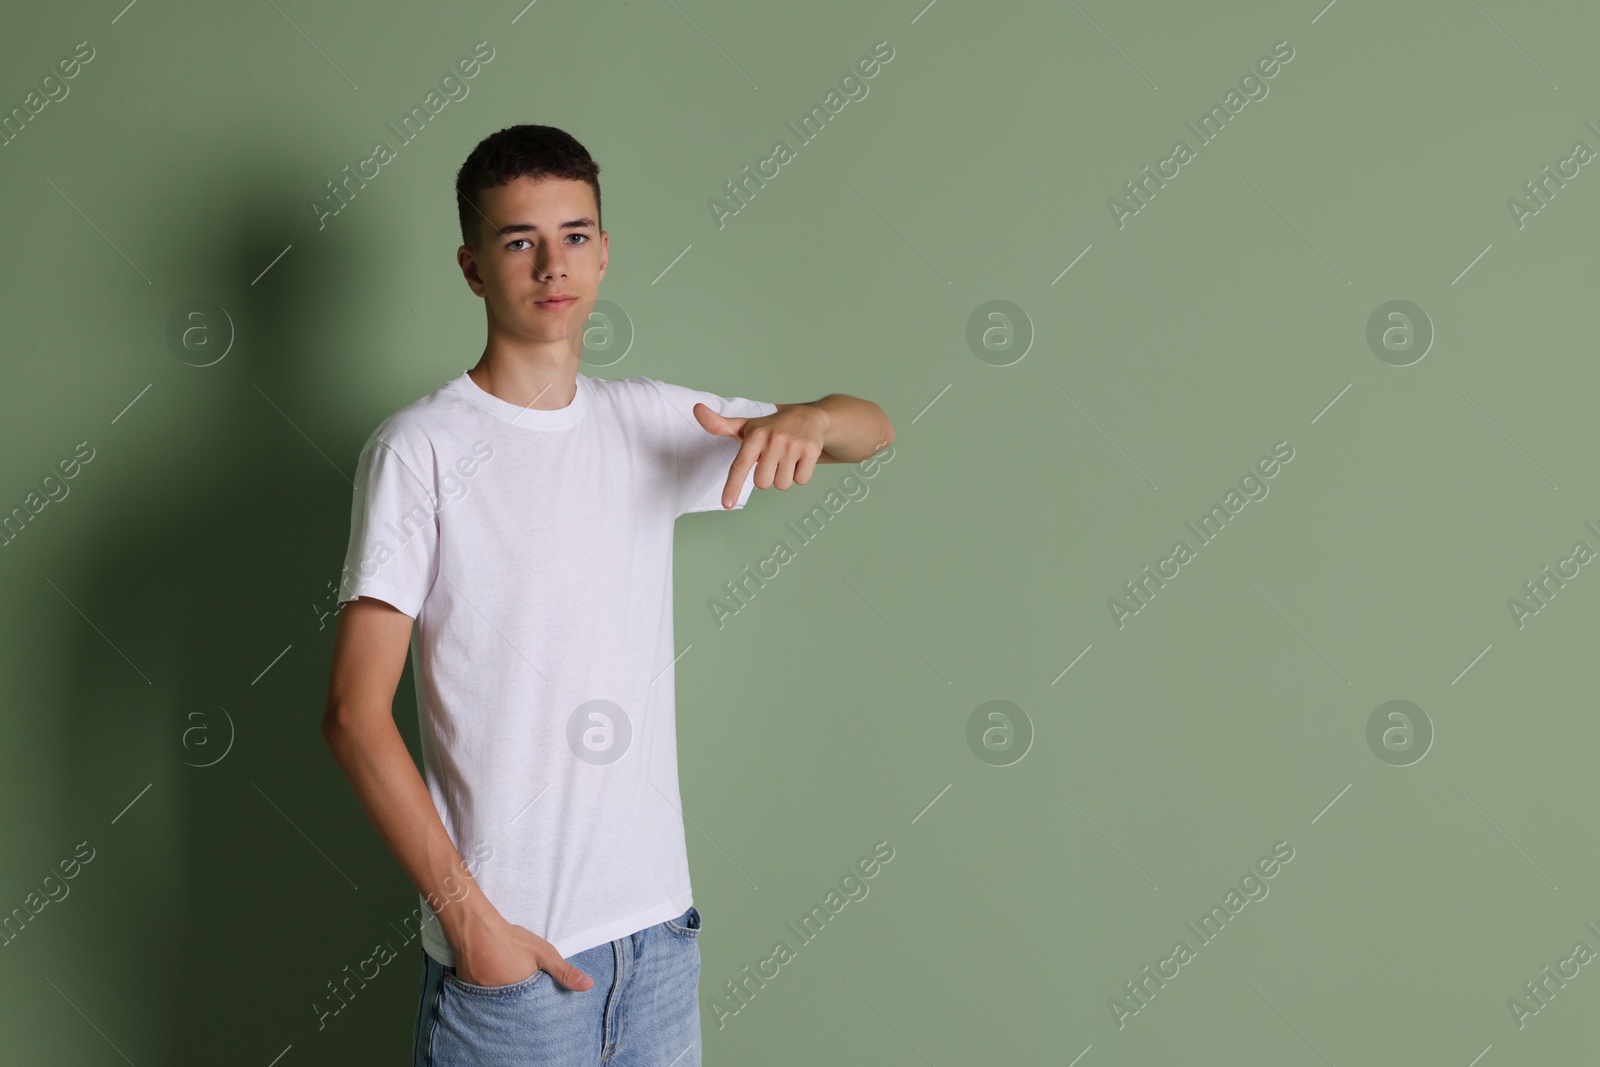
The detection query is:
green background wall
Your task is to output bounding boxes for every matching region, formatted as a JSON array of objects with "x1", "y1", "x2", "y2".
[{"x1": 3, "y1": 0, "x2": 1598, "y2": 1063}]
